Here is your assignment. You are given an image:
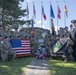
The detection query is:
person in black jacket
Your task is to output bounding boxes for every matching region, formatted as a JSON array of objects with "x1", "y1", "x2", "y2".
[{"x1": 70, "y1": 20, "x2": 76, "y2": 61}]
